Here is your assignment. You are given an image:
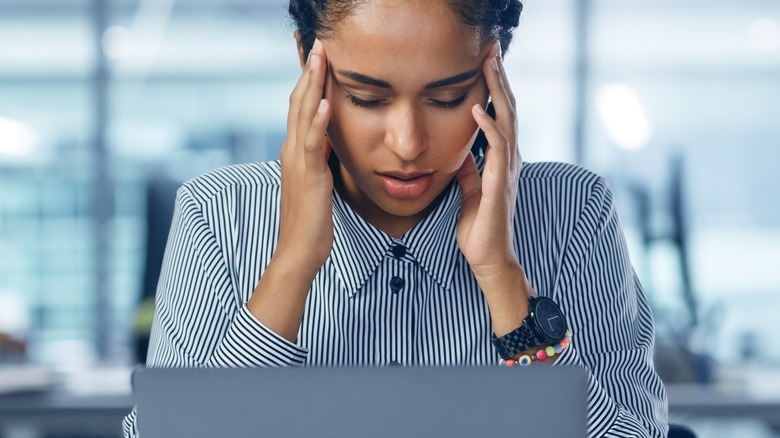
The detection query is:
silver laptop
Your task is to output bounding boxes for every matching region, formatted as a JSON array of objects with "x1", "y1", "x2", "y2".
[{"x1": 132, "y1": 366, "x2": 586, "y2": 438}]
